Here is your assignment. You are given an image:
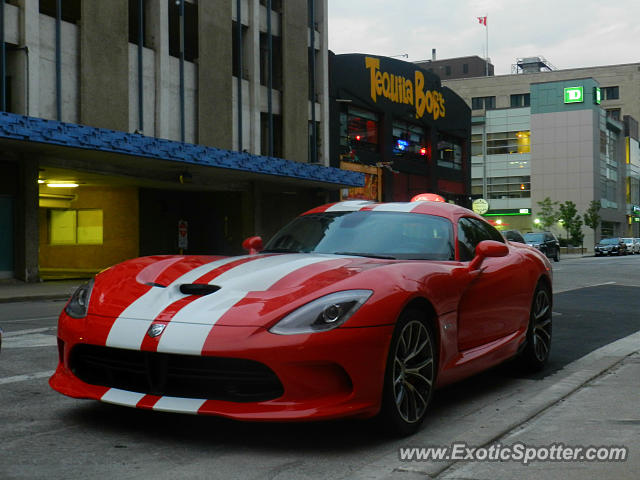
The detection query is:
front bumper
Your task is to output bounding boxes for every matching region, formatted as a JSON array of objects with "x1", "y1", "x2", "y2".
[{"x1": 50, "y1": 312, "x2": 395, "y2": 421}]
